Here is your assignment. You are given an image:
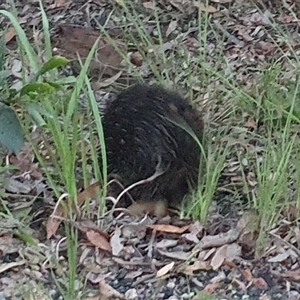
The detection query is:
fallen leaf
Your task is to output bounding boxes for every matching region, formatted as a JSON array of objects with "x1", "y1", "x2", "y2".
[
  {"x1": 252, "y1": 277, "x2": 268, "y2": 290},
  {"x1": 148, "y1": 224, "x2": 189, "y2": 234},
  {"x1": 233, "y1": 278, "x2": 247, "y2": 292},
  {"x1": 46, "y1": 181, "x2": 102, "y2": 239},
  {"x1": 183, "y1": 232, "x2": 200, "y2": 243},
  {"x1": 98, "y1": 71, "x2": 123, "y2": 88},
  {"x1": 9, "y1": 142, "x2": 42, "y2": 179},
  {"x1": 242, "y1": 269, "x2": 253, "y2": 281},
  {"x1": 189, "y1": 221, "x2": 204, "y2": 235},
  {"x1": 76, "y1": 220, "x2": 111, "y2": 239},
  {"x1": 178, "y1": 260, "x2": 211, "y2": 275},
  {"x1": 156, "y1": 261, "x2": 175, "y2": 278},
  {"x1": 210, "y1": 243, "x2": 241, "y2": 270},
  {"x1": 99, "y1": 280, "x2": 126, "y2": 300},
  {"x1": 244, "y1": 117, "x2": 257, "y2": 130},
  {"x1": 46, "y1": 203, "x2": 66, "y2": 239},
  {"x1": 195, "y1": 3, "x2": 218, "y2": 13},
  {"x1": 203, "y1": 282, "x2": 220, "y2": 294},
  {"x1": 0, "y1": 260, "x2": 26, "y2": 273},
  {"x1": 110, "y1": 227, "x2": 123, "y2": 256},
  {"x1": 47, "y1": 0, "x2": 71, "y2": 9},
  {"x1": 157, "y1": 249, "x2": 190, "y2": 260},
  {"x1": 194, "y1": 229, "x2": 240, "y2": 253},
  {"x1": 280, "y1": 270, "x2": 300, "y2": 282},
  {"x1": 125, "y1": 270, "x2": 143, "y2": 279},
  {"x1": 86, "y1": 230, "x2": 112, "y2": 252},
  {"x1": 166, "y1": 20, "x2": 177, "y2": 37},
  {"x1": 143, "y1": 1, "x2": 156, "y2": 9},
  {"x1": 267, "y1": 252, "x2": 289, "y2": 263},
  {"x1": 5, "y1": 27, "x2": 16, "y2": 43},
  {"x1": 169, "y1": 0, "x2": 195, "y2": 15},
  {"x1": 155, "y1": 239, "x2": 178, "y2": 249}
]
